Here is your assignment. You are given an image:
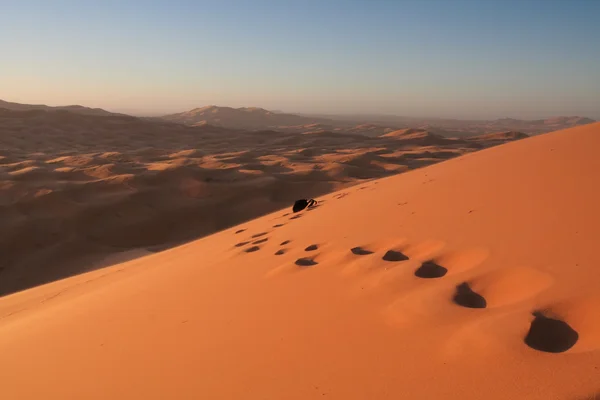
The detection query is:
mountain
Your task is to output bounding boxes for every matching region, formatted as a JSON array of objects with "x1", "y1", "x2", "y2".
[
  {"x1": 161, "y1": 105, "x2": 332, "y2": 130},
  {"x1": 0, "y1": 99, "x2": 127, "y2": 117},
  {"x1": 163, "y1": 106, "x2": 595, "y2": 137}
]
